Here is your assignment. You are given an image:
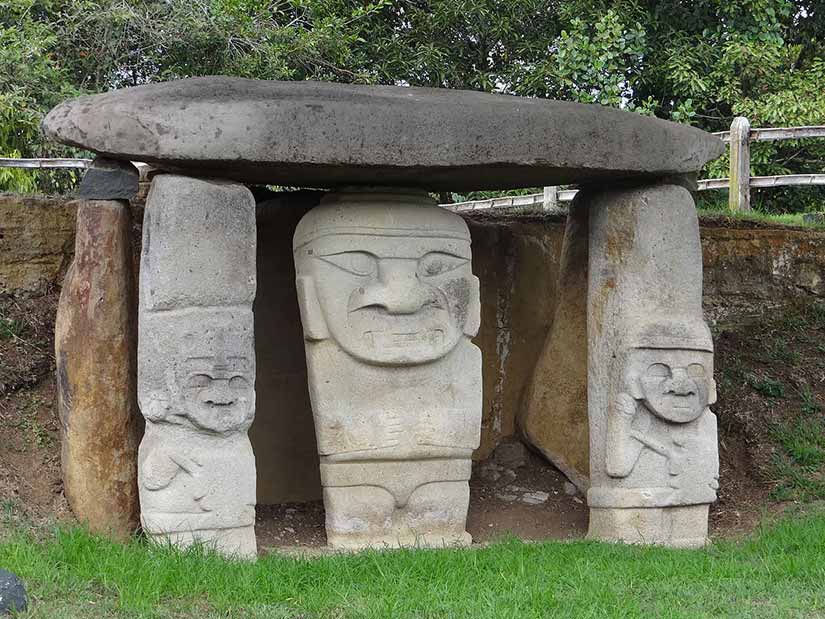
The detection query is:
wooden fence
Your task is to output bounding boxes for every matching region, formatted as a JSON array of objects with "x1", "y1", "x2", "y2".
[{"x1": 451, "y1": 117, "x2": 825, "y2": 213}]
